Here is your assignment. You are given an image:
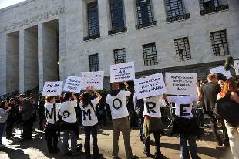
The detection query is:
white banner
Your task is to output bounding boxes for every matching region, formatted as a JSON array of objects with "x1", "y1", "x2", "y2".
[
  {"x1": 165, "y1": 73, "x2": 197, "y2": 96},
  {"x1": 42, "y1": 81, "x2": 63, "y2": 96},
  {"x1": 234, "y1": 60, "x2": 239, "y2": 75},
  {"x1": 63, "y1": 76, "x2": 82, "y2": 93},
  {"x1": 135, "y1": 73, "x2": 167, "y2": 99},
  {"x1": 110, "y1": 62, "x2": 135, "y2": 83},
  {"x1": 210, "y1": 66, "x2": 232, "y2": 79},
  {"x1": 81, "y1": 71, "x2": 104, "y2": 90}
]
